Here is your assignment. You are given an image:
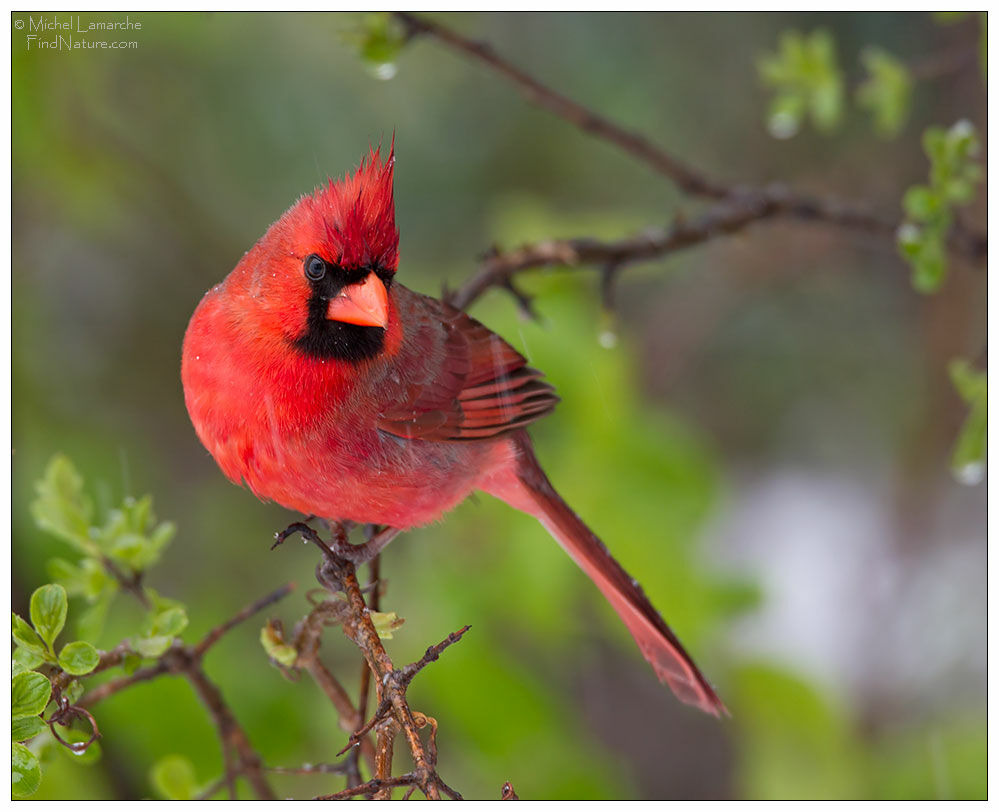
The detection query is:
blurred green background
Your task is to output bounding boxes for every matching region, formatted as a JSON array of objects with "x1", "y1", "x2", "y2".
[{"x1": 12, "y1": 11, "x2": 985, "y2": 800}]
